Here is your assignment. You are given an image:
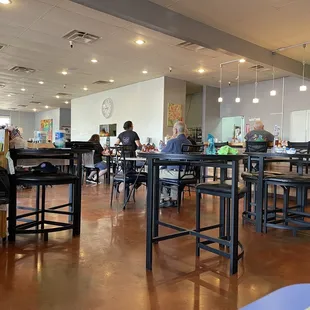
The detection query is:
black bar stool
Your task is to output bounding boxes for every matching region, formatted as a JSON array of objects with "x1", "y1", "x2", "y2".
[
  {"x1": 263, "y1": 174, "x2": 310, "y2": 236},
  {"x1": 196, "y1": 180, "x2": 246, "y2": 274},
  {"x1": 8, "y1": 172, "x2": 79, "y2": 242},
  {"x1": 241, "y1": 171, "x2": 283, "y2": 225}
]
